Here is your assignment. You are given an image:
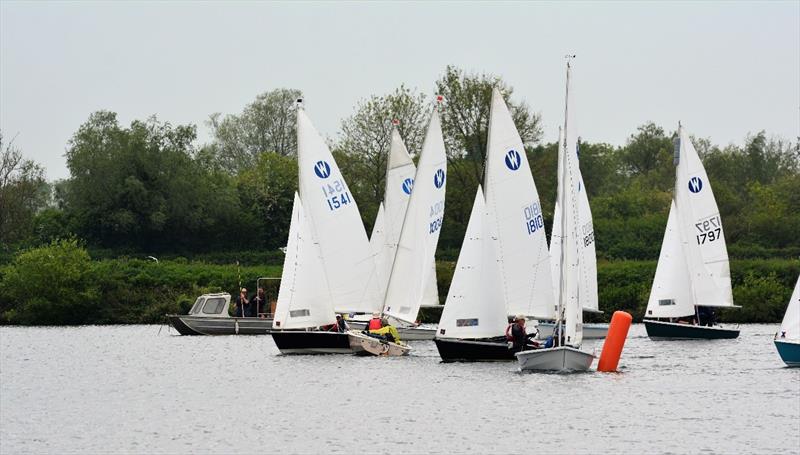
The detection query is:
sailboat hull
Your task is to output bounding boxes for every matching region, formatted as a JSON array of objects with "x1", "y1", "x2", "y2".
[
  {"x1": 515, "y1": 346, "x2": 595, "y2": 372},
  {"x1": 270, "y1": 330, "x2": 352, "y2": 354},
  {"x1": 347, "y1": 321, "x2": 436, "y2": 340},
  {"x1": 644, "y1": 320, "x2": 739, "y2": 340},
  {"x1": 774, "y1": 340, "x2": 800, "y2": 367},
  {"x1": 434, "y1": 337, "x2": 516, "y2": 362},
  {"x1": 348, "y1": 331, "x2": 411, "y2": 356},
  {"x1": 536, "y1": 322, "x2": 609, "y2": 340}
]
